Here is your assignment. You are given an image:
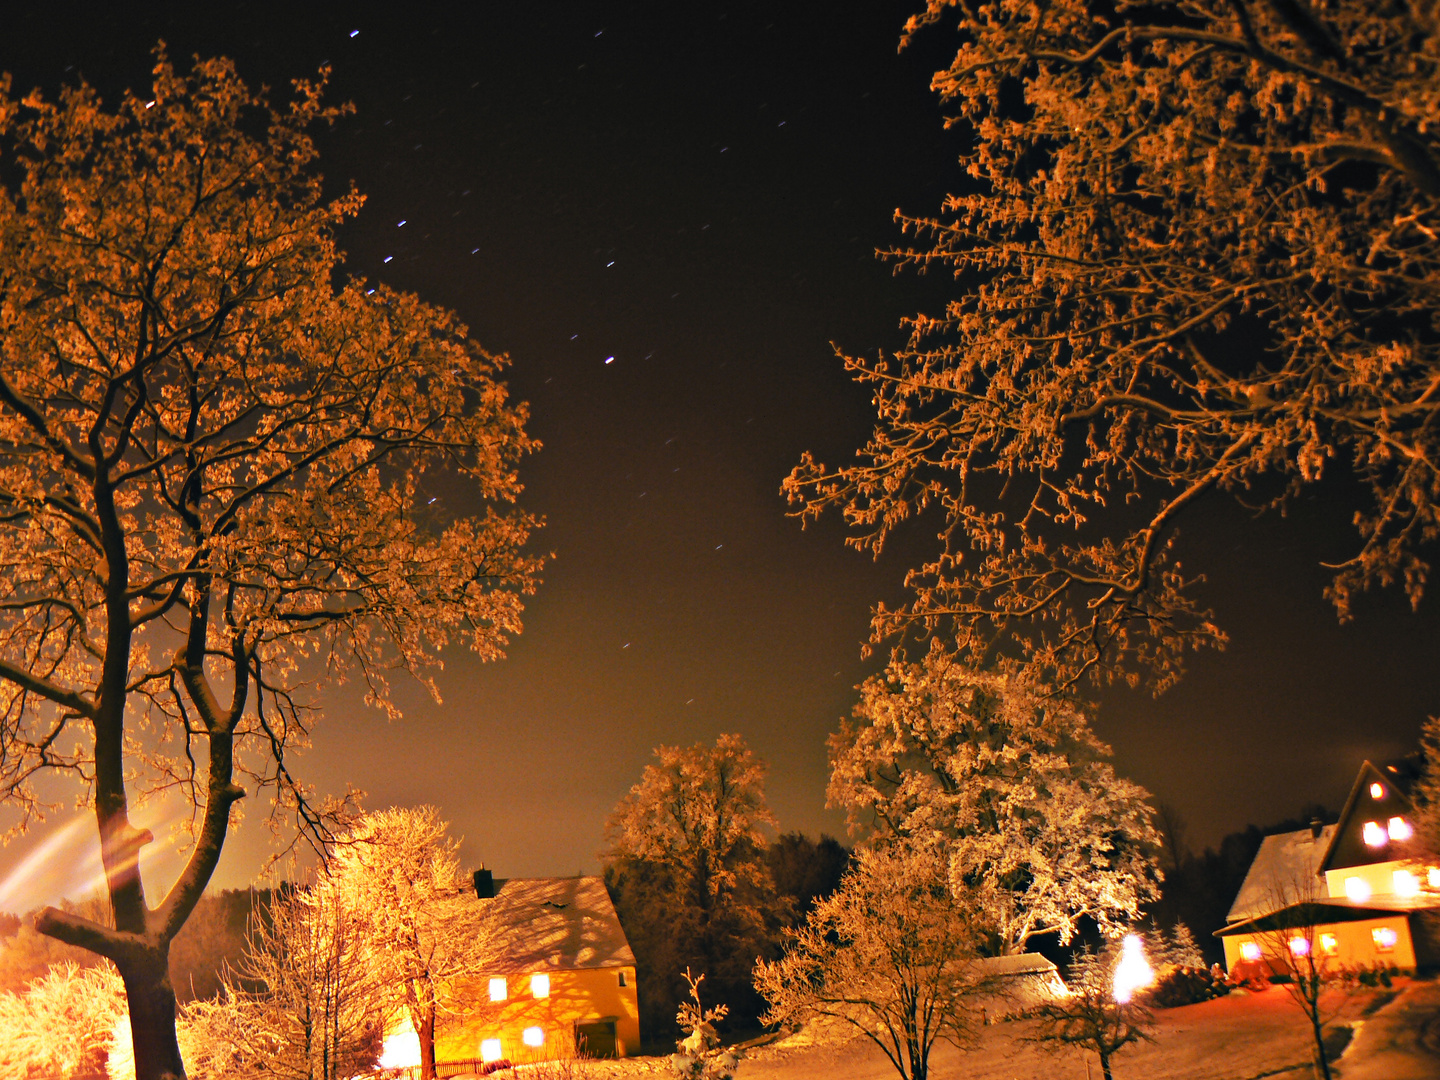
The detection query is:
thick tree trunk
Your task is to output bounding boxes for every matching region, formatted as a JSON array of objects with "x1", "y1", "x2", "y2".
[
  {"x1": 117, "y1": 944, "x2": 187, "y2": 1080},
  {"x1": 1098, "y1": 1050, "x2": 1114, "y2": 1080}
]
